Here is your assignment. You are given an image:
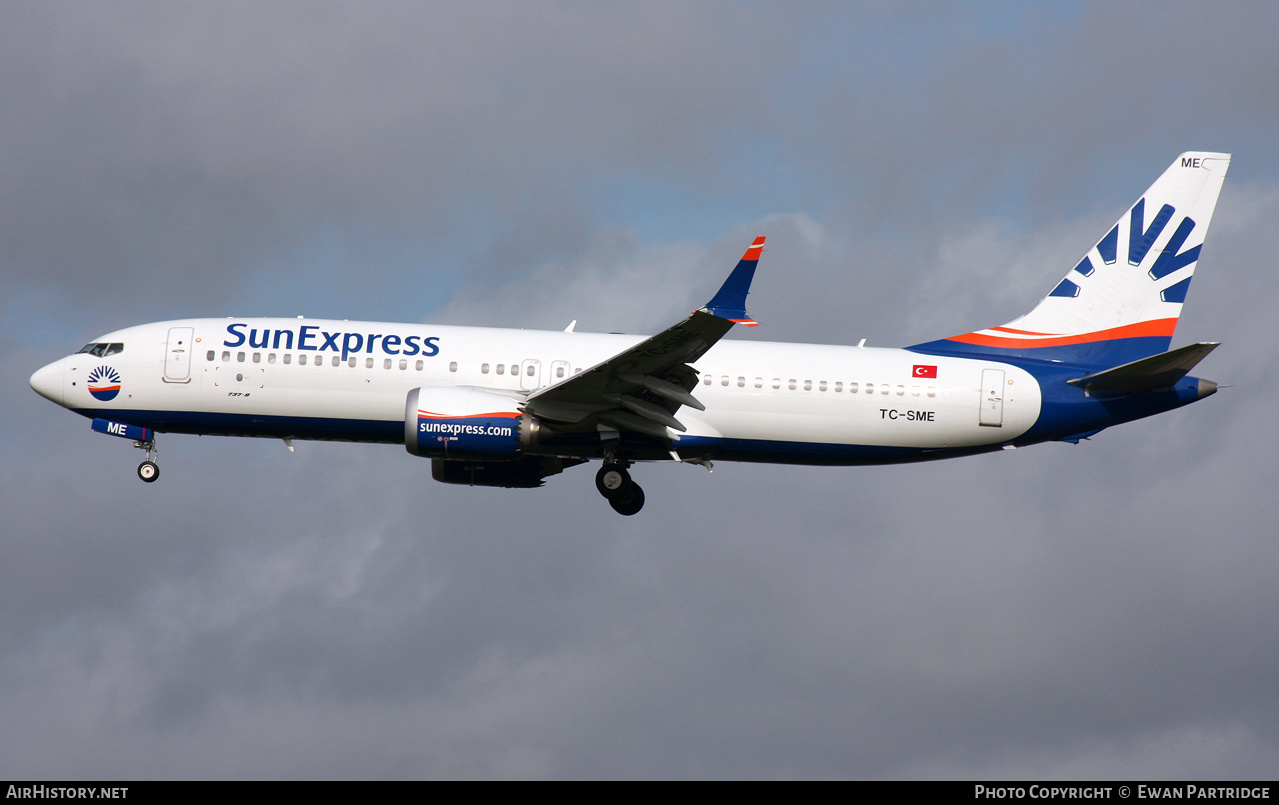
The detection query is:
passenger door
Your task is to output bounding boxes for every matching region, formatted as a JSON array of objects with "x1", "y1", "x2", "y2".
[{"x1": 164, "y1": 327, "x2": 195, "y2": 383}]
